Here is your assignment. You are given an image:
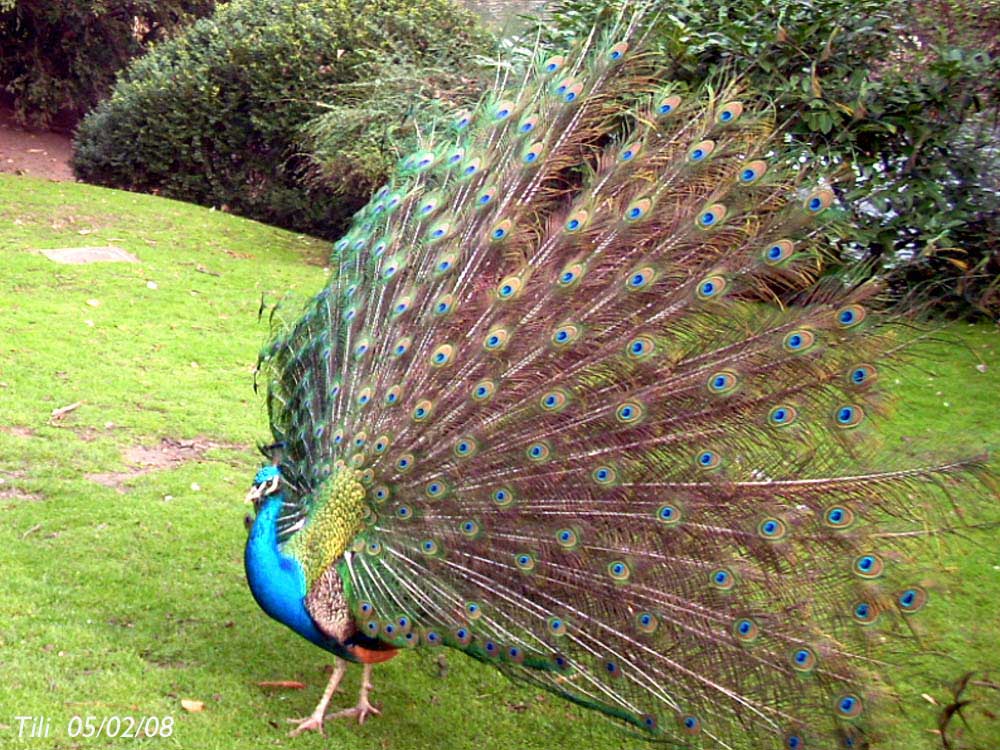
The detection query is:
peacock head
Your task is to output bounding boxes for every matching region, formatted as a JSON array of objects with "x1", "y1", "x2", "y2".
[{"x1": 244, "y1": 464, "x2": 282, "y2": 529}]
